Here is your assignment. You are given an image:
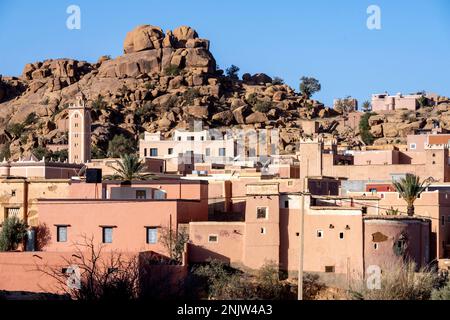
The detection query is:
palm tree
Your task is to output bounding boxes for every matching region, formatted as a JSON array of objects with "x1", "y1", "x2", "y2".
[
  {"x1": 392, "y1": 174, "x2": 429, "y2": 216},
  {"x1": 107, "y1": 154, "x2": 153, "y2": 181}
]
